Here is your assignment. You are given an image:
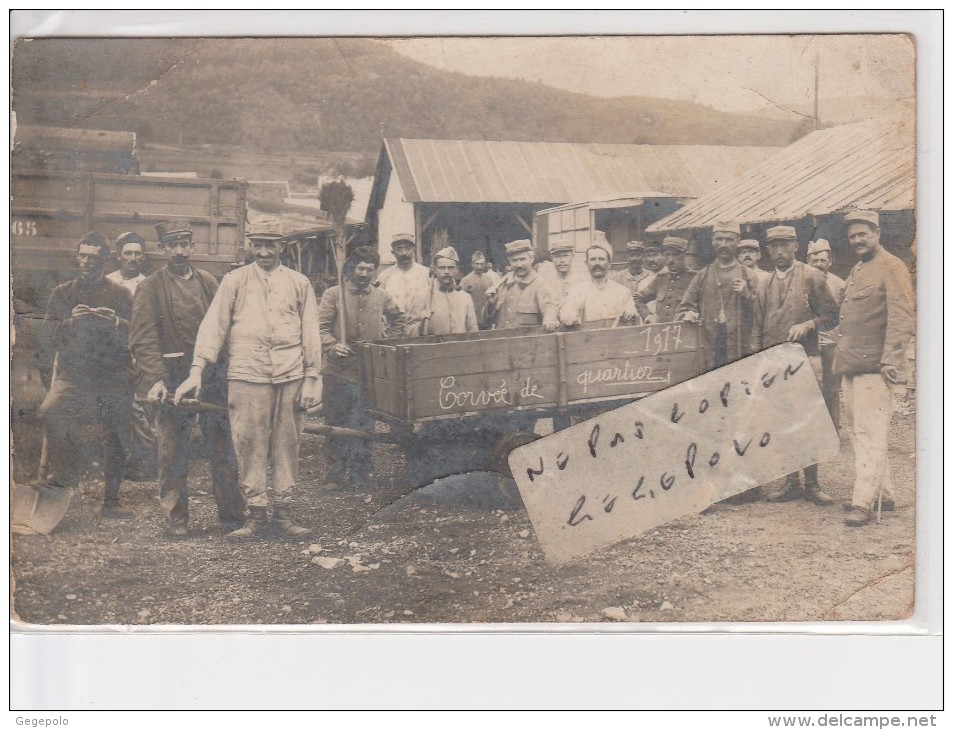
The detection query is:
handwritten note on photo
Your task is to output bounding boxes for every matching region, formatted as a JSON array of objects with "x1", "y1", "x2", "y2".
[{"x1": 508, "y1": 342, "x2": 840, "y2": 564}]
